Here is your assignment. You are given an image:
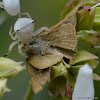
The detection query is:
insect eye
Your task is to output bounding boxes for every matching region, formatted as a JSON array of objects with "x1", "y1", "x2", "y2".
[
  {"x1": 32, "y1": 20, "x2": 36, "y2": 23},
  {"x1": 88, "y1": 8, "x2": 91, "y2": 11},
  {"x1": 17, "y1": 30, "x2": 19, "y2": 31},
  {"x1": 1, "y1": 8, "x2": 4, "y2": 10}
]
